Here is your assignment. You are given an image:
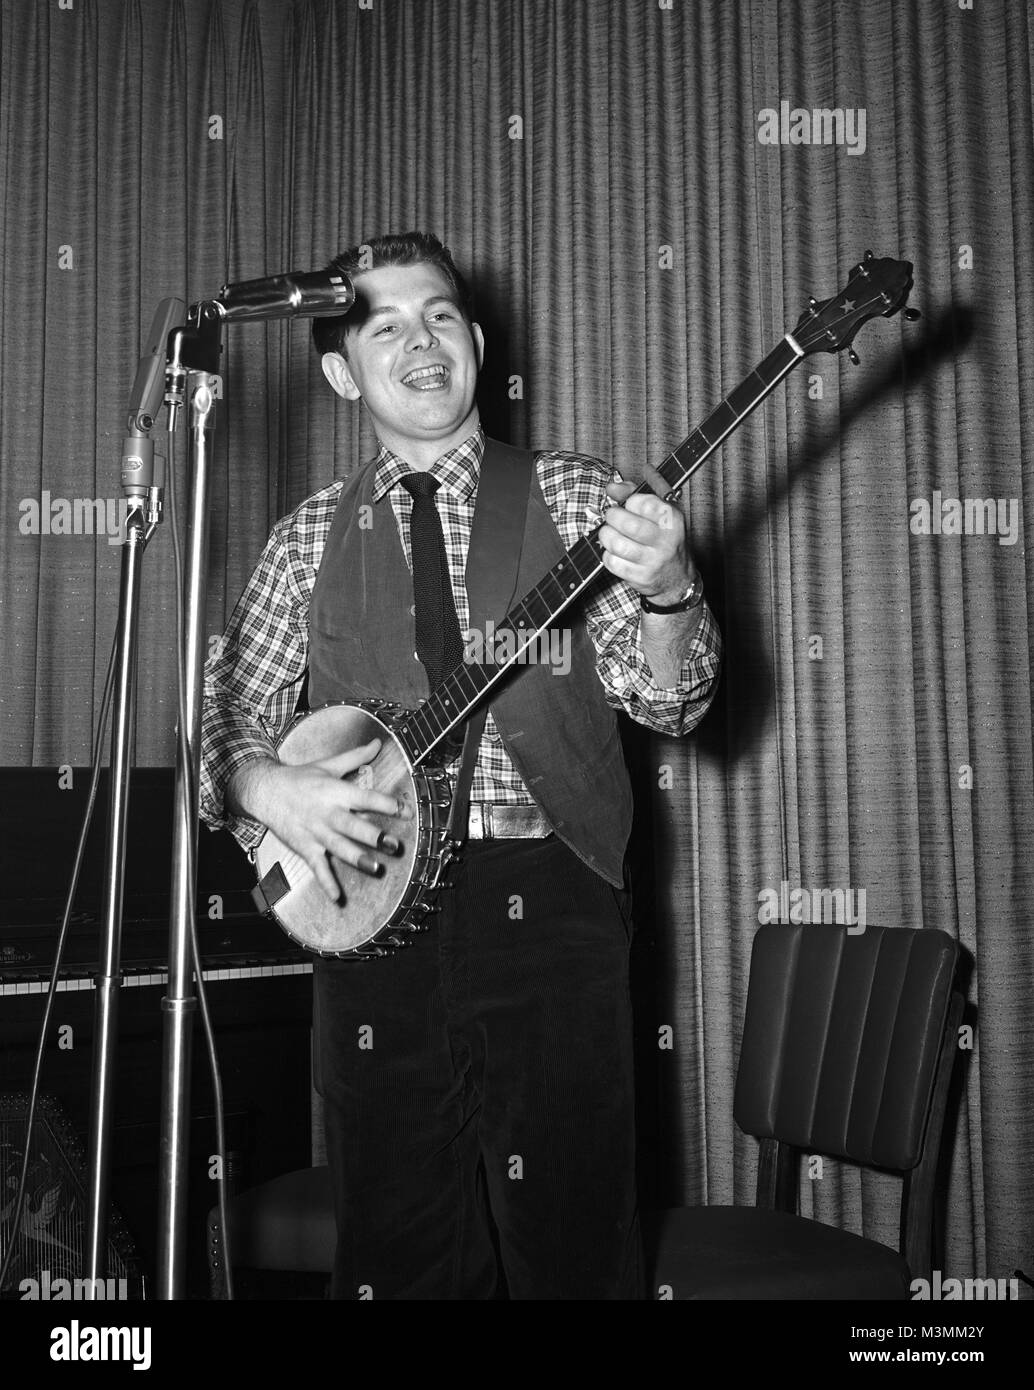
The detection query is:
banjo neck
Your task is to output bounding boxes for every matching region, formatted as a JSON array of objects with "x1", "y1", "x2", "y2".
[{"x1": 392, "y1": 250, "x2": 915, "y2": 770}]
